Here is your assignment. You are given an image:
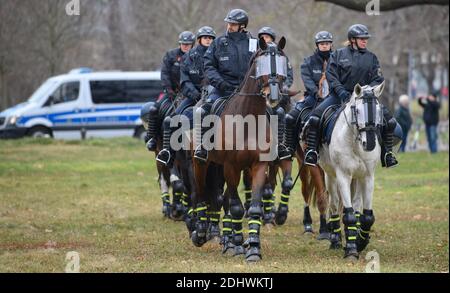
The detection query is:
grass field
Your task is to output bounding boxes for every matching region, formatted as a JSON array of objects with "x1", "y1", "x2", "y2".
[{"x1": 0, "y1": 138, "x2": 448, "y2": 273}]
